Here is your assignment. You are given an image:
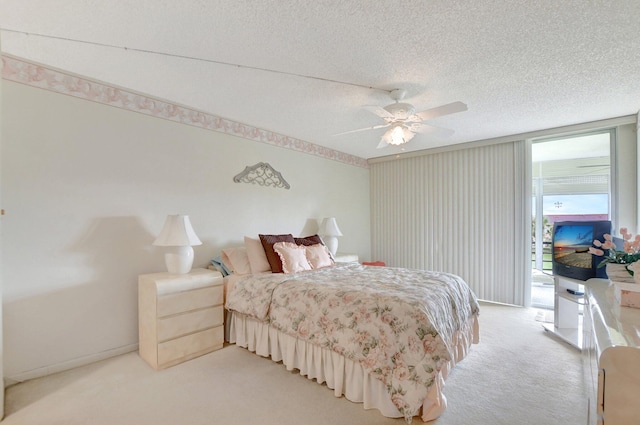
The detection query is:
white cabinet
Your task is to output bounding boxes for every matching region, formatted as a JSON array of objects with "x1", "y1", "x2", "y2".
[
  {"x1": 138, "y1": 268, "x2": 224, "y2": 370},
  {"x1": 543, "y1": 277, "x2": 640, "y2": 423},
  {"x1": 542, "y1": 275, "x2": 585, "y2": 349},
  {"x1": 583, "y1": 280, "x2": 640, "y2": 425}
]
